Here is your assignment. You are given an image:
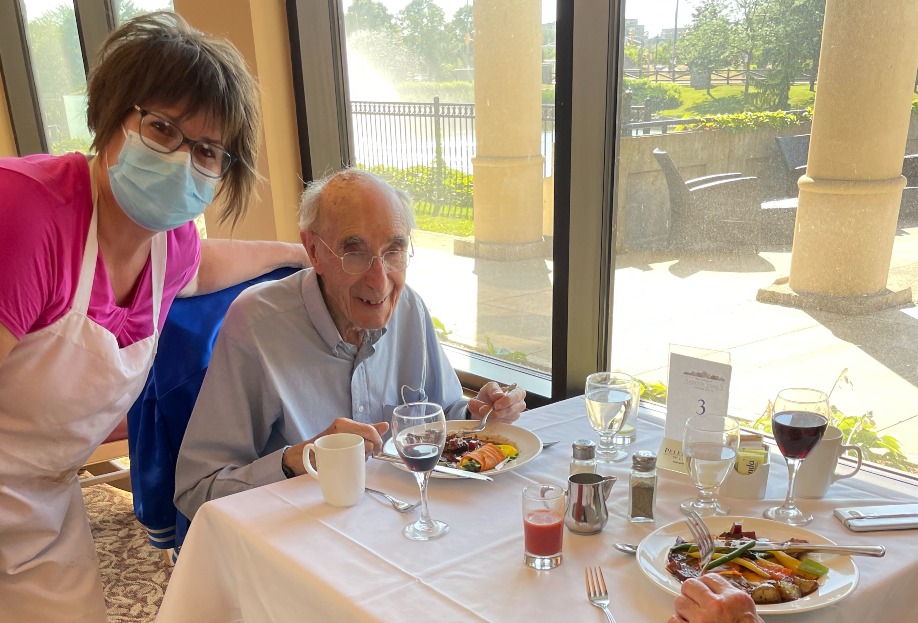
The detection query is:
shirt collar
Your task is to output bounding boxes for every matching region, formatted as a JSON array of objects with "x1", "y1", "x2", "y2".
[{"x1": 300, "y1": 269, "x2": 388, "y2": 354}]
